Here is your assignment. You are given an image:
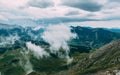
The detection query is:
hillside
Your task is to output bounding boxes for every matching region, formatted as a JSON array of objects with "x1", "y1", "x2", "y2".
[
  {"x1": 71, "y1": 26, "x2": 120, "y2": 48},
  {"x1": 107, "y1": 28, "x2": 120, "y2": 33},
  {"x1": 0, "y1": 39, "x2": 120, "y2": 75},
  {"x1": 54, "y1": 39, "x2": 120, "y2": 75}
]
